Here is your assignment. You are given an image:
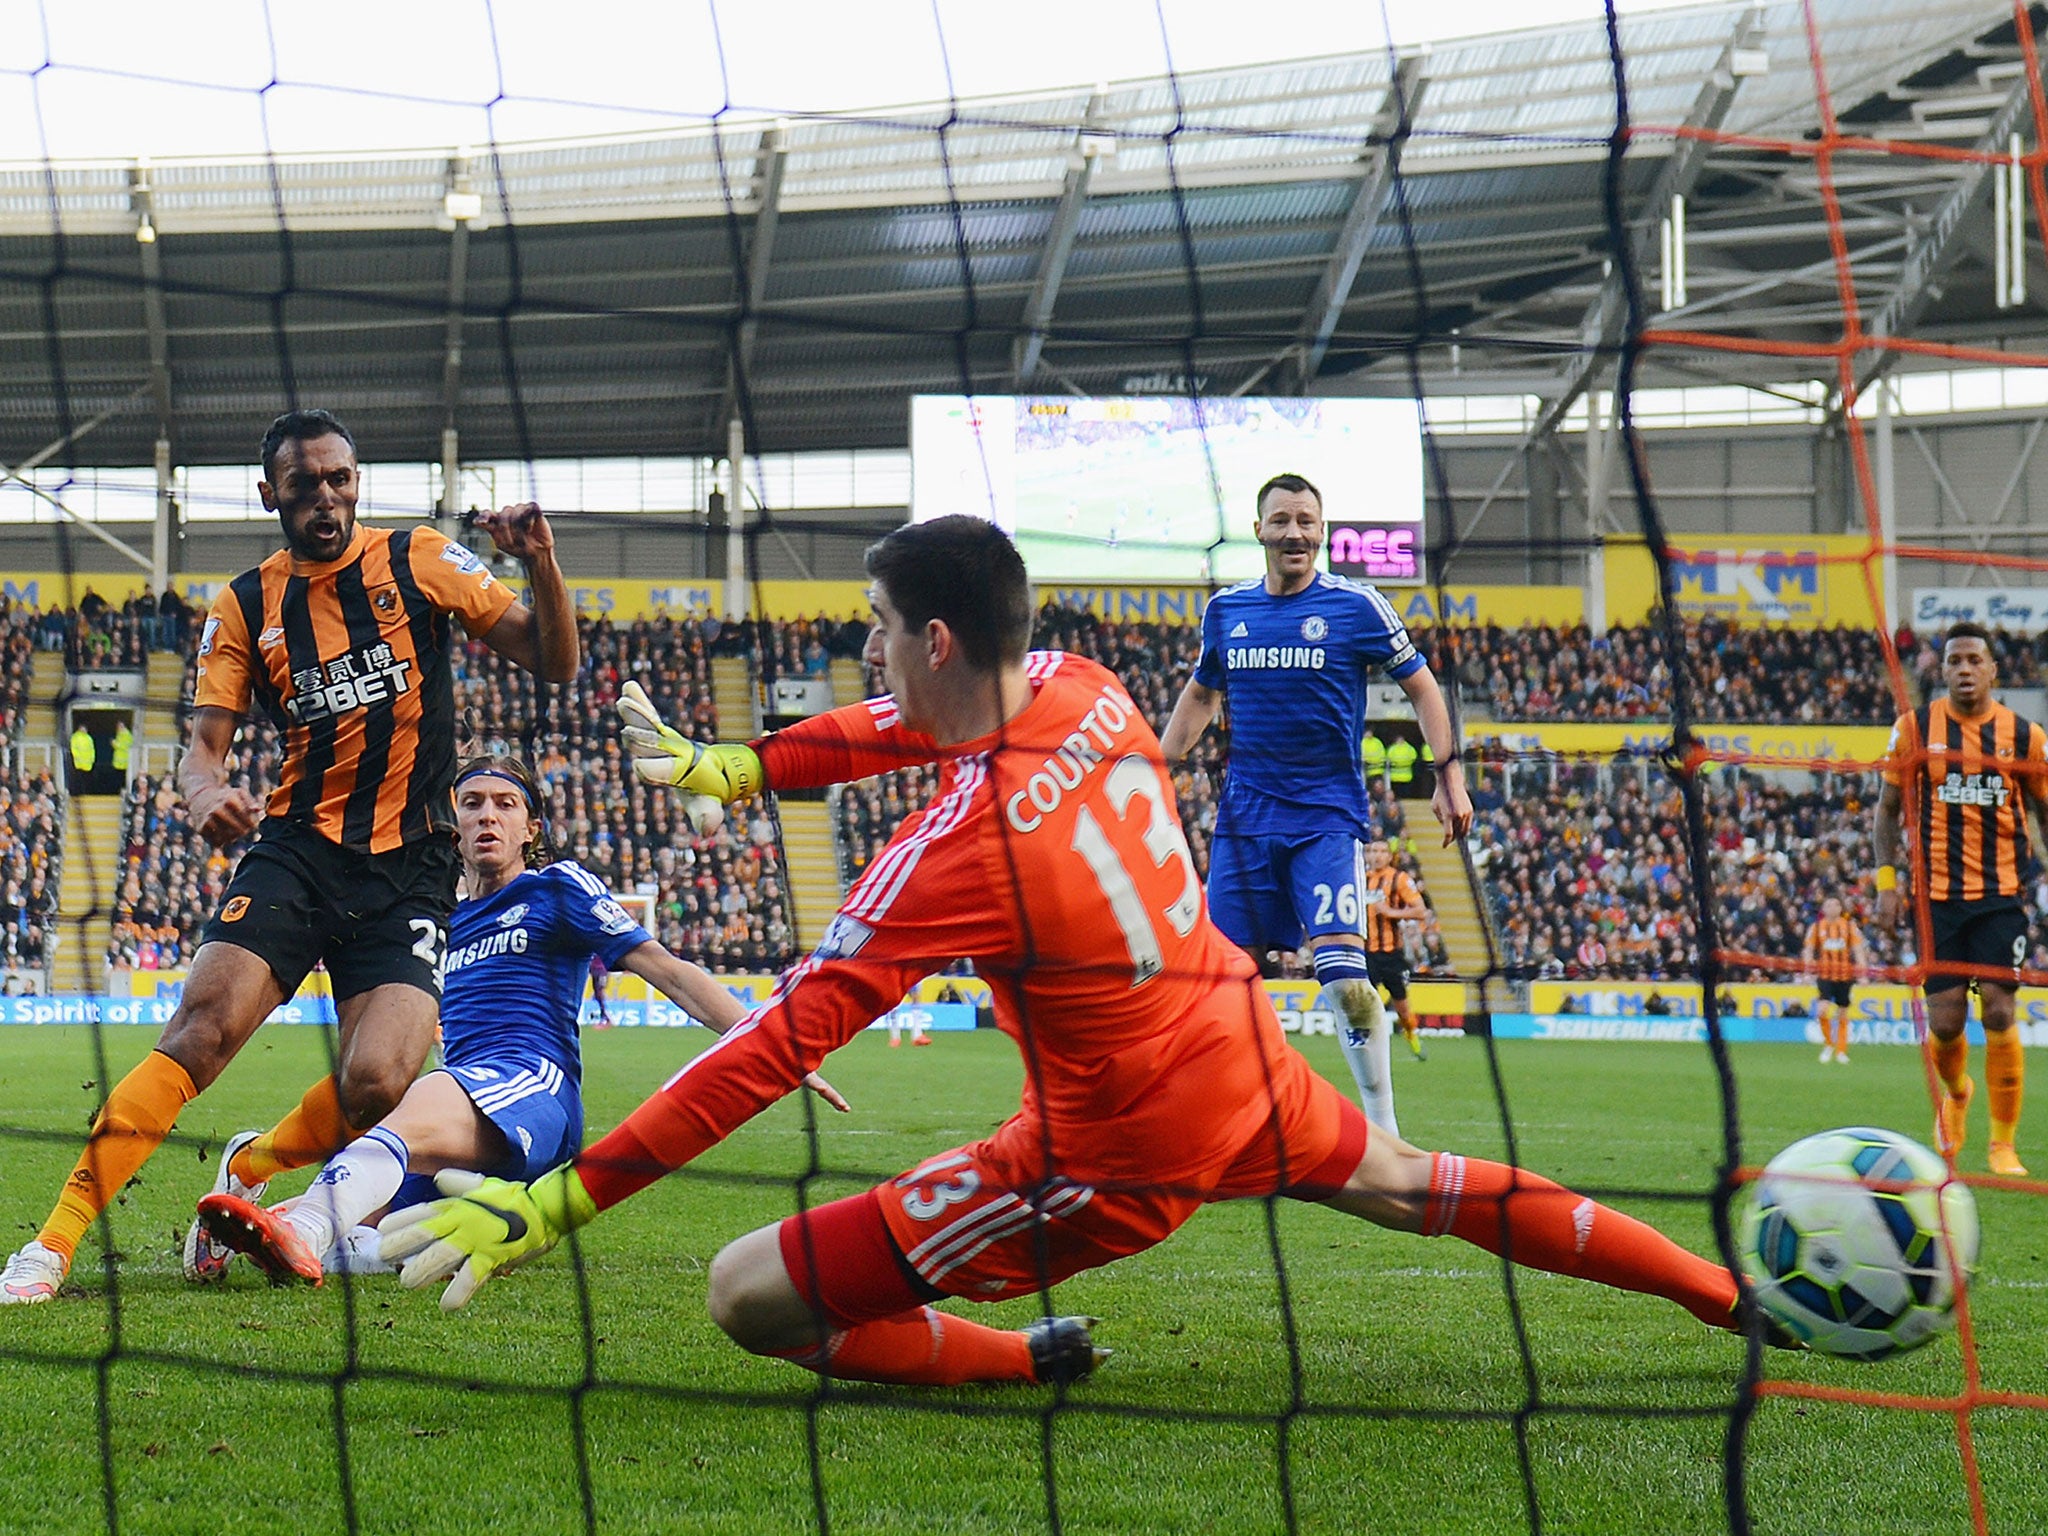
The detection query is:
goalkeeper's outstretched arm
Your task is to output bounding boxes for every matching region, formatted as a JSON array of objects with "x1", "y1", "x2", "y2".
[
  {"x1": 614, "y1": 941, "x2": 851, "y2": 1112},
  {"x1": 382, "y1": 949, "x2": 922, "y2": 1307},
  {"x1": 617, "y1": 679, "x2": 943, "y2": 796}
]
